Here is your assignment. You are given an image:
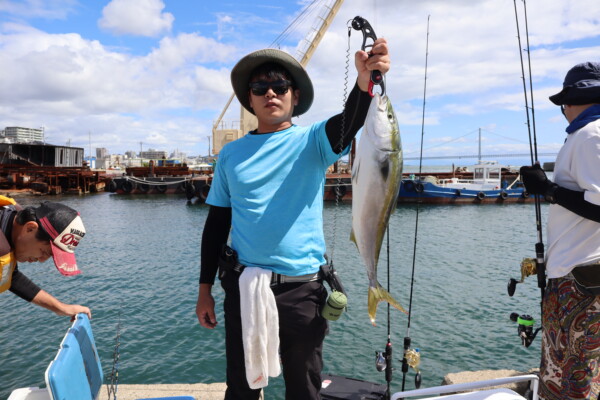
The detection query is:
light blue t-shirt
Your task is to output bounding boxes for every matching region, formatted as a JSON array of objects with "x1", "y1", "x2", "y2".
[{"x1": 207, "y1": 121, "x2": 341, "y2": 276}]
